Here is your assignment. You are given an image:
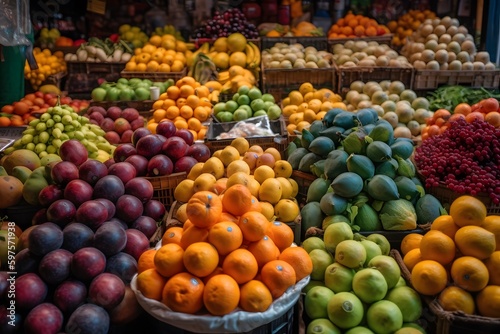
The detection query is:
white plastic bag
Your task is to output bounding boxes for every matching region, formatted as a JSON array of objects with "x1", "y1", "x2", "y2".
[{"x1": 0, "y1": 0, "x2": 32, "y2": 46}]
